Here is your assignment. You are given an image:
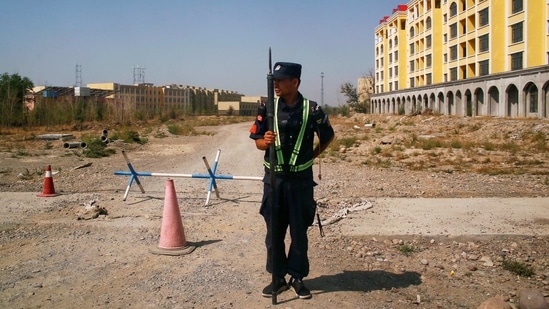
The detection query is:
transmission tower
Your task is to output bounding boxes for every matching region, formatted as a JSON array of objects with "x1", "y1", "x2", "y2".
[
  {"x1": 133, "y1": 66, "x2": 145, "y2": 84},
  {"x1": 75, "y1": 64, "x2": 82, "y2": 87},
  {"x1": 321, "y1": 72, "x2": 324, "y2": 106}
]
